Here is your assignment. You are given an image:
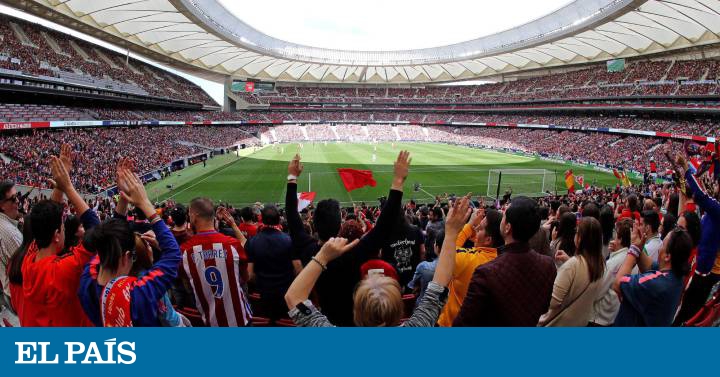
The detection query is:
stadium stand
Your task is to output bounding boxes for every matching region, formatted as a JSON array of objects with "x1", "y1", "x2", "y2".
[
  {"x1": 1, "y1": 4, "x2": 719, "y2": 331},
  {"x1": 0, "y1": 14, "x2": 217, "y2": 106}
]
